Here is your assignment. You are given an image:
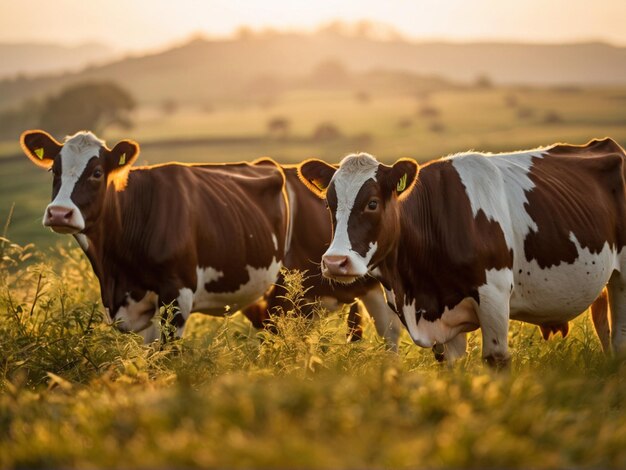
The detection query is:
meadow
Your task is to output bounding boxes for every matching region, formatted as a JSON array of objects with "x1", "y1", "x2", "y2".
[
  {"x1": 2, "y1": 84, "x2": 626, "y2": 468},
  {"x1": 2, "y1": 234, "x2": 626, "y2": 468}
]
